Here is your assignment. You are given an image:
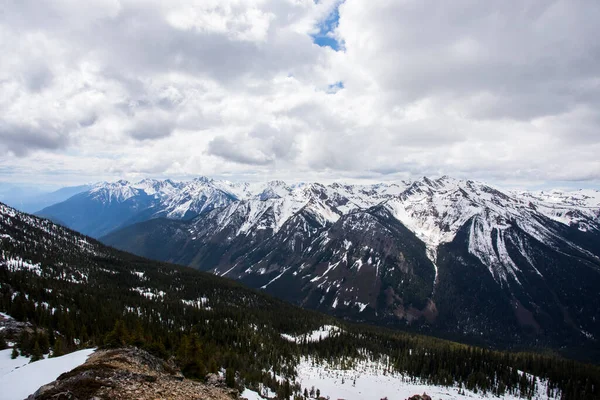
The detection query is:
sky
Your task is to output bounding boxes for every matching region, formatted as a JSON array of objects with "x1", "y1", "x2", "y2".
[{"x1": 1, "y1": 0, "x2": 600, "y2": 190}]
